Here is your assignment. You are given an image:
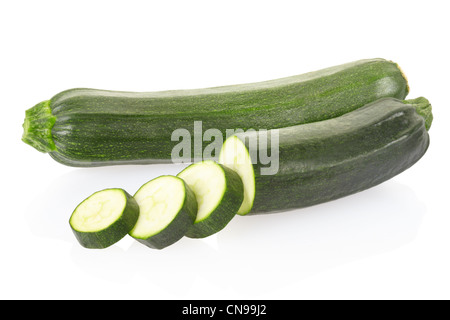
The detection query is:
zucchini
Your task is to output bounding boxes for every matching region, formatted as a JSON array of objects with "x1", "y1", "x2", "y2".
[
  {"x1": 69, "y1": 188, "x2": 139, "y2": 249},
  {"x1": 219, "y1": 97, "x2": 432, "y2": 215},
  {"x1": 129, "y1": 175, "x2": 197, "y2": 249},
  {"x1": 21, "y1": 58, "x2": 409, "y2": 166},
  {"x1": 177, "y1": 161, "x2": 244, "y2": 238}
]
